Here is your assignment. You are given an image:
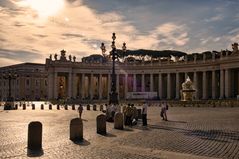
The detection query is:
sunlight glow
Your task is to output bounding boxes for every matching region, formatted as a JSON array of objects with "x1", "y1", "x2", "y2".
[{"x1": 23, "y1": 0, "x2": 65, "y2": 18}]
